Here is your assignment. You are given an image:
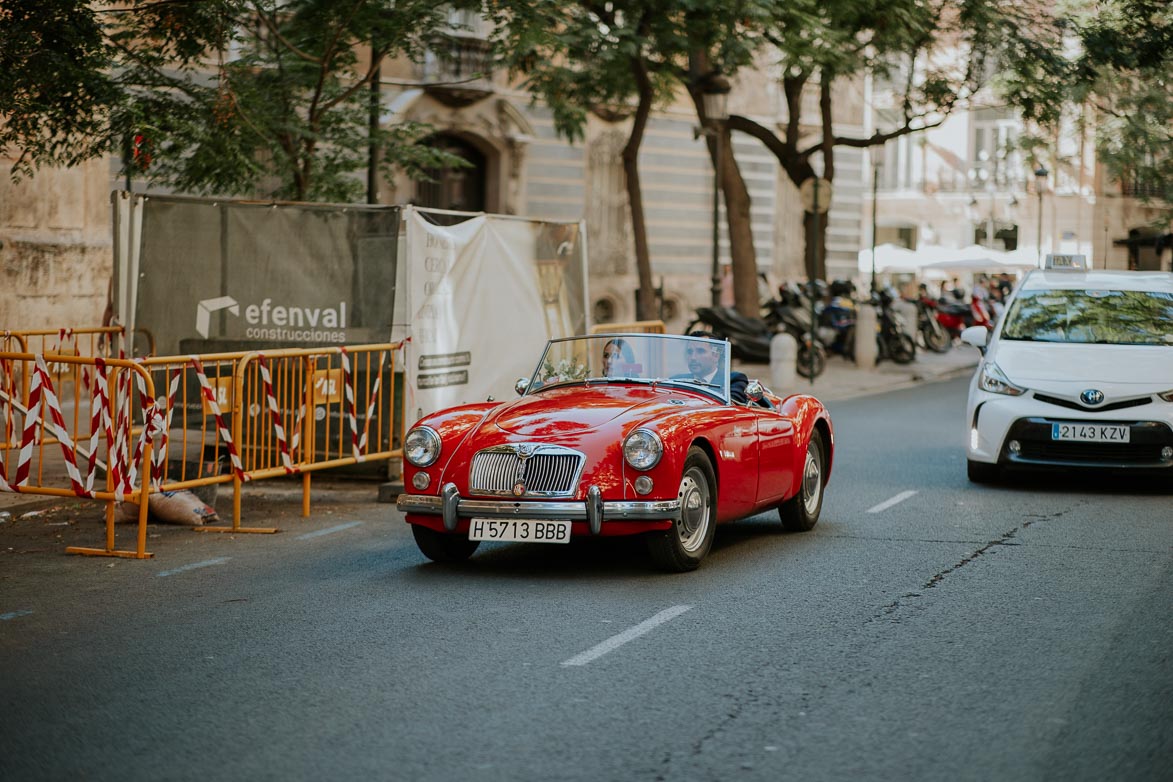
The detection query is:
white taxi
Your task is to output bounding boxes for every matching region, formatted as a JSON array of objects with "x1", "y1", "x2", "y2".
[{"x1": 960, "y1": 257, "x2": 1173, "y2": 482}]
